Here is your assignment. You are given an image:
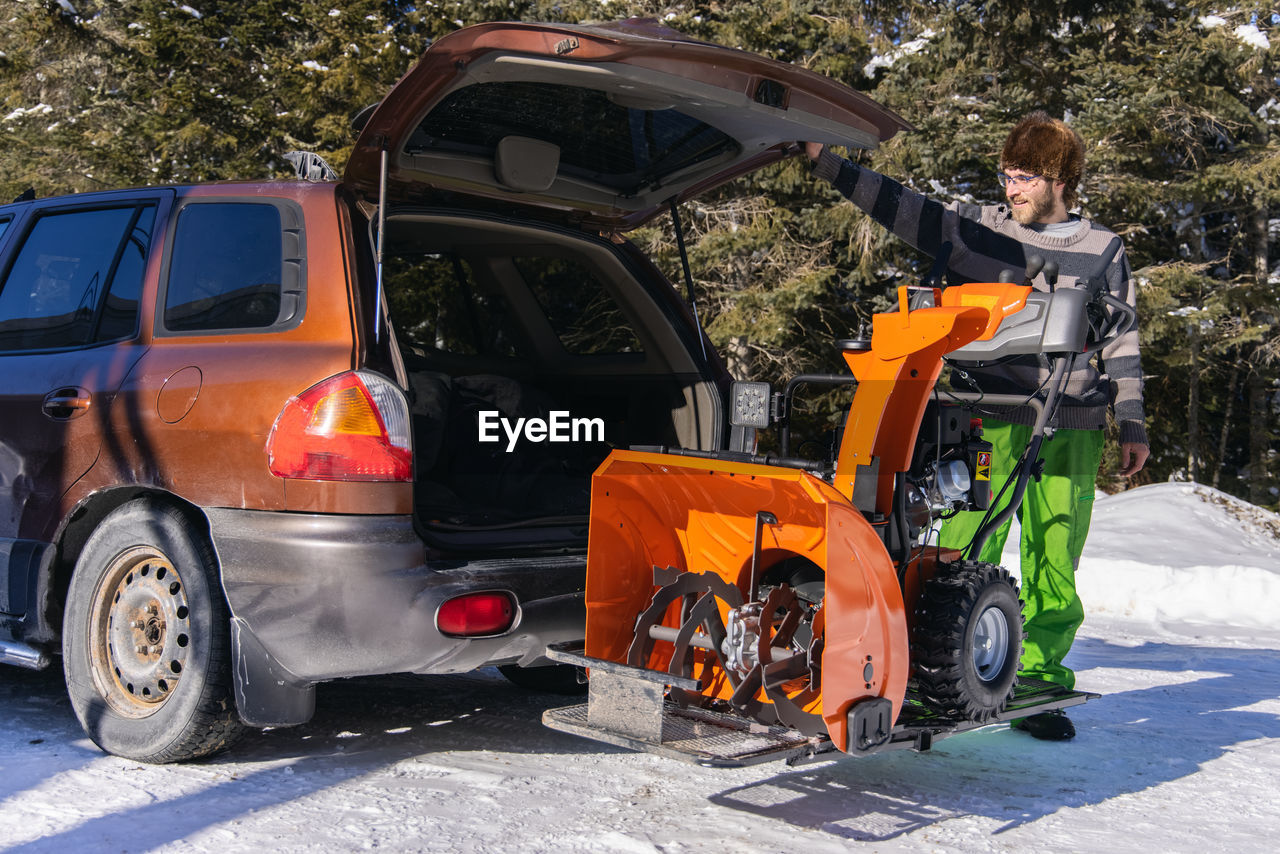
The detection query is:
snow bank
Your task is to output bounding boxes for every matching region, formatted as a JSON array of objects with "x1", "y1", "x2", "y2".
[
  {"x1": 1080, "y1": 483, "x2": 1280, "y2": 627},
  {"x1": 1001, "y1": 482, "x2": 1280, "y2": 629}
]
